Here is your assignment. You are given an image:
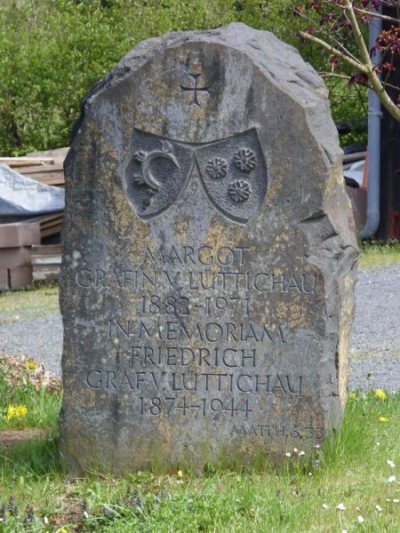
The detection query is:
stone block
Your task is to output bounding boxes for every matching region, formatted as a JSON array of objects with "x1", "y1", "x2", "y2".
[{"x1": 60, "y1": 24, "x2": 359, "y2": 474}]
